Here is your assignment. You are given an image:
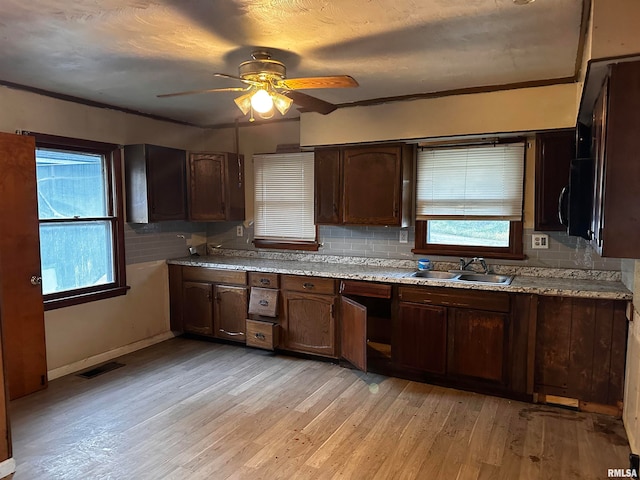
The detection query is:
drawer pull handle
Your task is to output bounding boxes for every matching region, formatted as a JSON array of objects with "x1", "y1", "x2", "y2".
[
  {"x1": 255, "y1": 332, "x2": 266, "y2": 340},
  {"x1": 259, "y1": 278, "x2": 271, "y2": 285},
  {"x1": 220, "y1": 329, "x2": 244, "y2": 337},
  {"x1": 259, "y1": 299, "x2": 269, "y2": 306},
  {"x1": 303, "y1": 282, "x2": 315, "y2": 289}
]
